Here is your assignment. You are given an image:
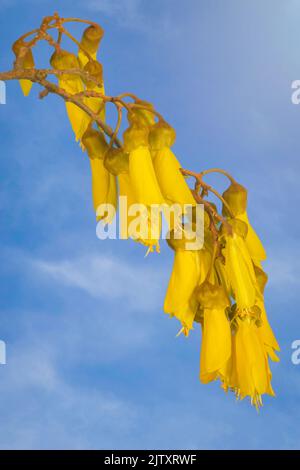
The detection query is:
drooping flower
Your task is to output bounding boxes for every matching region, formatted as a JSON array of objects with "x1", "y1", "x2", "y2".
[
  {"x1": 127, "y1": 102, "x2": 156, "y2": 128},
  {"x1": 196, "y1": 282, "x2": 231, "y2": 385},
  {"x1": 50, "y1": 49, "x2": 90, "y2": 144},
  {"x1": 12, "y1": 39, "x2": 35, "y2": 96},
  {"x1": 222, "y1": 219, "x2": 259, "y2": 310},
  {"x1": 222, "y1": 183, "x2": 266, "y2": 264},
  {"x1": 164, "y1": 250, "x2": 200, "y2": 335},
  {"x1": 254, "y1": 265, "x2": 280, "y2": 362},
  {"x1": 78, "y1": 25, "x2": 104, "y2": 67},
  {"x1": 230, "y1": 310, "x2": 275, "y2": 409},
  {"x1": 150, "y1": 121, "x2": 196, "y2": 209}
]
